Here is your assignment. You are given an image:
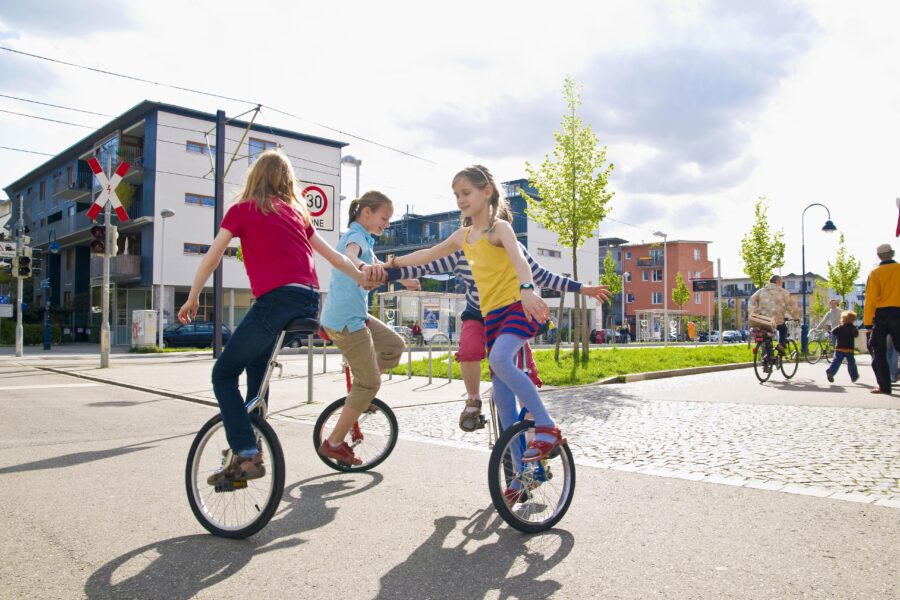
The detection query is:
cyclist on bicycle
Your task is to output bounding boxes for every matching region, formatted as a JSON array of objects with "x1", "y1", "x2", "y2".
[
  {"x1": 748, "y1": 275, "x2": 800, "y2": 351},
  {"x1": 815, "y1": 299, "x2": 842, "y2": 341}
]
